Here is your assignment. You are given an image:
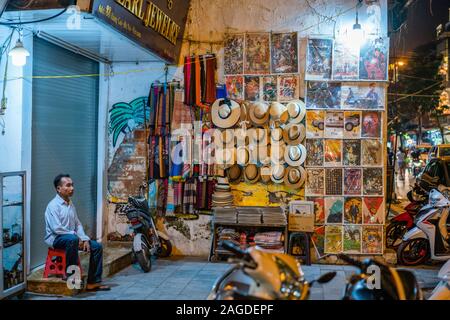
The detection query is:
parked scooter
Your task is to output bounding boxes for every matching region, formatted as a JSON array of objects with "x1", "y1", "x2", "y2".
[
  {"x1": 207, "y1": 241, "x2": 336, "y2": 300},
  {"x1": 429, "y1": 259, "x2": 450, "y2": 300},
  {"x1": 122, "y1": 184, "x2": 172, "y2": 272},
  {"x1": 411, "y1": 158, "x2": 425, "y2": 178},
  {"x1": 397, "y1": 189, "x2": 450, "y2": 266},
  {"x1": 338, "y1": 254, "x2": 423, "y2": 300}
]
